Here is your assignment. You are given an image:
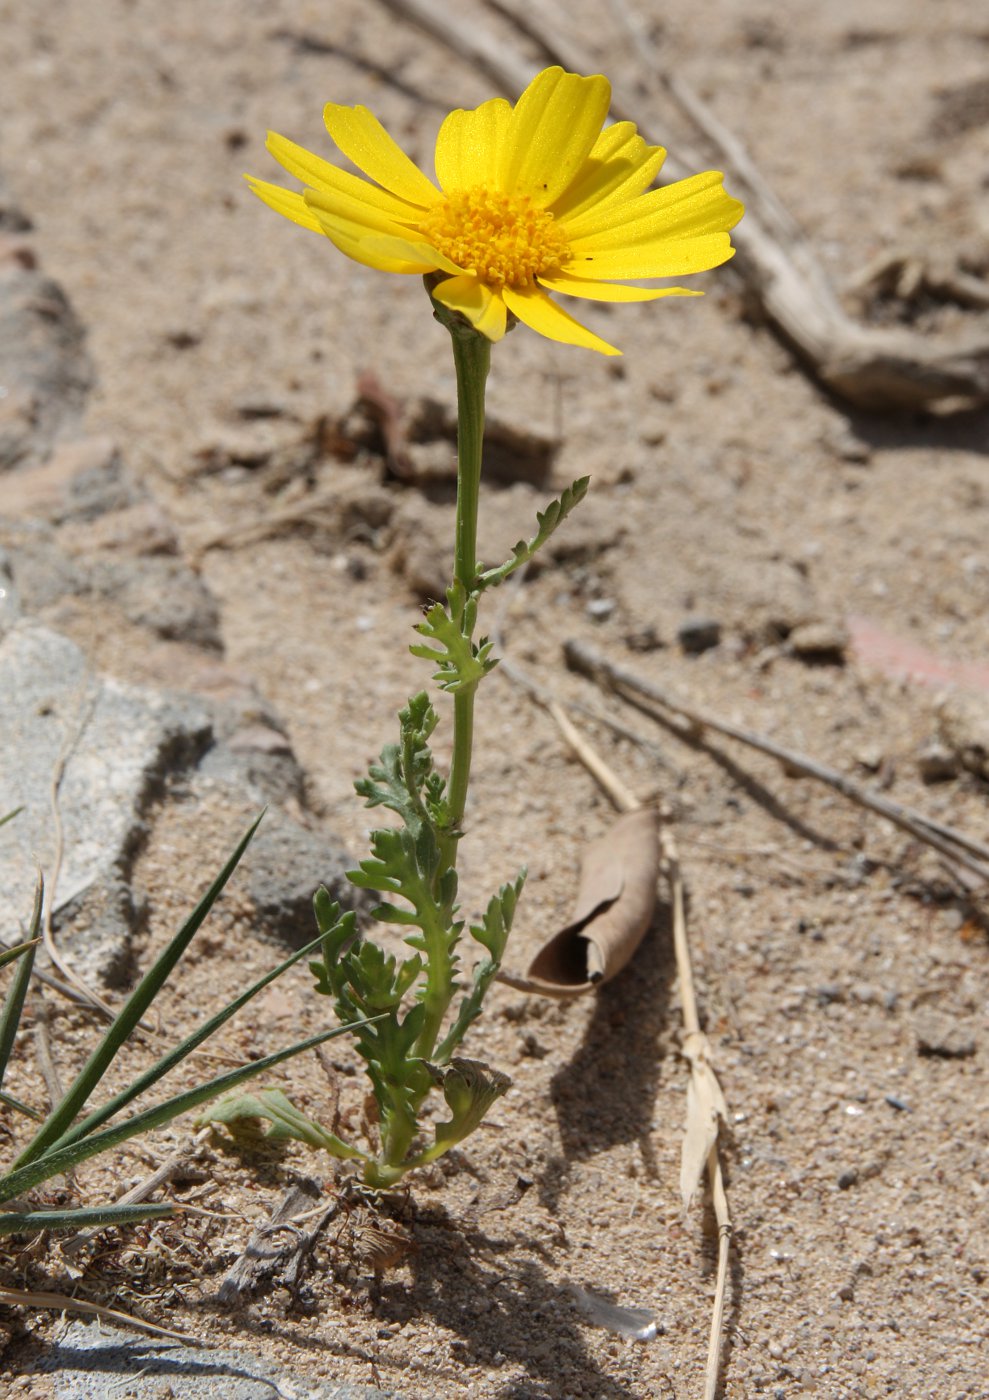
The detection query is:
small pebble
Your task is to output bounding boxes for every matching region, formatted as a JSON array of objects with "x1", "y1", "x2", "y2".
[
  {"x1": 789, "y1": 620, "x2": 848, "y2": 664},
  {"x1": 917, "y1": 742, "x2": 959, "y2": 783},
  {"x1": 885, "y1": 1095, "x2": 911, "y2": 1112},
  {"x1": 678, "y1": 616, "x2": 721, "y2": 654},
  {"x1": 586, "y1": 597, "x2": 615, "y2": 621},
  {"x1": 837, "y1": 1168, "x2": 859, "y2": 1190}
]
